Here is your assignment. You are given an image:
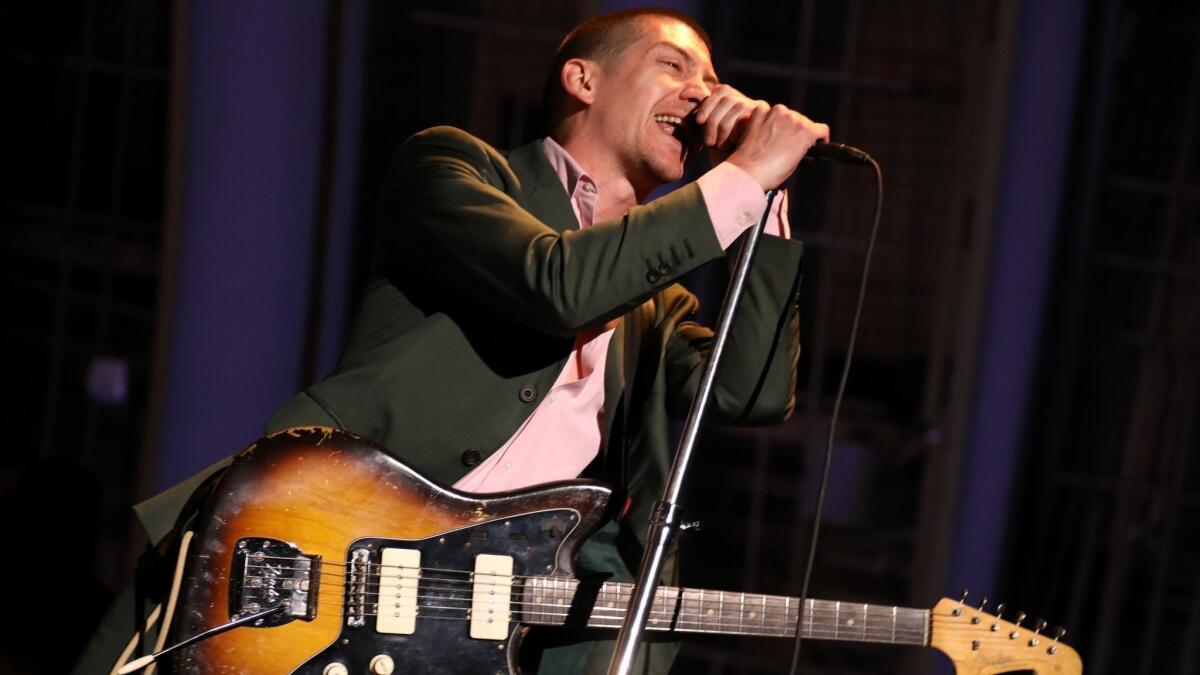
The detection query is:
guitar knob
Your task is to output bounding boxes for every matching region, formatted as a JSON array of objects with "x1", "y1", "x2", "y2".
[
  {"x1": 1029, "y1": 618, "x2": 1048, "y2": 646},
  {"x1": 953, "y1": 589, "x2": 968, "y2": 616},
  {"x1": 1048, "y1": 626, "x2": 1067, "y2": 655},
  {"x1": 1009, "y1": 613, "x2": 1026, "y2": 640},
  {"x1": 323, "y1": 663, "x2": 349, "y2": 675},
  {"x1": 971, "y1": 596, "x2": 989, "y2": 624},
  {"x1": 371, "y1": 654, "x2": 396, "y2": 675}
]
